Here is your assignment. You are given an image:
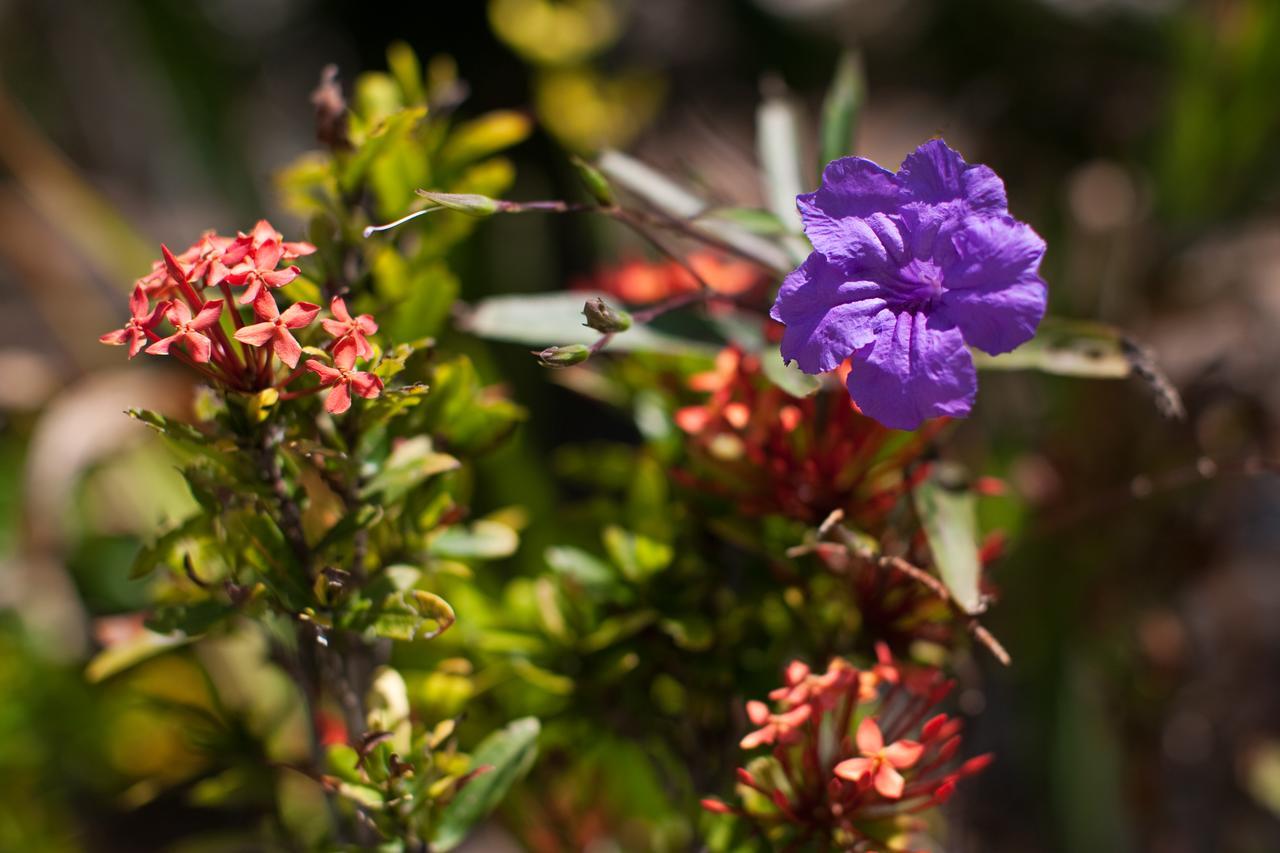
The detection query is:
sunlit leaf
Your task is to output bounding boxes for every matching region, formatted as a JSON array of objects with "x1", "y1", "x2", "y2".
[
  {"x1": 973, "y1": 317, "x2": 1131, "y2": 378},
  {"x1": 461, "y1": 291, "x2": 717, "y2": 355},
  {"x1": 429, "y1": 519, "x2": 519, "y2": 560},
  {"x1": 760, "y1": 345, "x2": 822, "y2": 397},
  {"x1": 913, "y1": 463, "x2": 984, "y2": 614},
  {"x1": 432, "y1": 717, "x2": 541, "y2": 851},
  {"x1": 819, "y1": 51, "x2": 865, "y2": 168},
  {"x1": 85, "y1": 631, "x2": 192, "y2": 683},
  {"x1": 369, "y1": 589, "x2": 456, "y2": 642},
  {"x1": 595, "y1": 150, "x2": 792, "y2": 273}
]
